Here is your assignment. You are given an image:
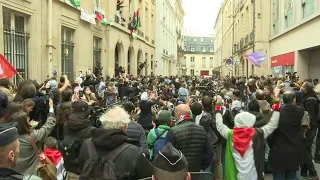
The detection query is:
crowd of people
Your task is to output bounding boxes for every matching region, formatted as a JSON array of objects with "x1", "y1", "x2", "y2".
[{"x1": 0, "y1": 71, "x2": 319, "y2": 180}]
